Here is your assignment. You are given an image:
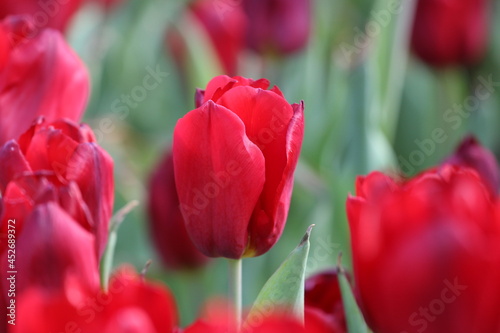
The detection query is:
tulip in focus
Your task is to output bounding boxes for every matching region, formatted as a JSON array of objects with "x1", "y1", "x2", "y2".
[
  {"x1": 443, "y1": 135, "x2": 499, "y2": 195},
  {"x1": 148, "y1": 150, "x2": 210, "y2": 270},
  {"x1": 0, "y1": 16, "x2": 89, "y2": 145},
  {"x1": 347, "y1": 165, "x2": 500, "y2": 333},
  {"x1": 0, "y1": 117, "x2": 114, "y2": 259},
  {"x1": 173, "y1": 75, "x2": 304, "y2": 259},
  {"x1": 243, "y1": 0, "x2": 311, "y2": 56},
  {"x1": 411, "y1": 0, "x2": 490, "y2": 67}
]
